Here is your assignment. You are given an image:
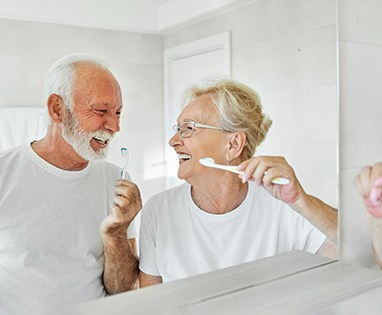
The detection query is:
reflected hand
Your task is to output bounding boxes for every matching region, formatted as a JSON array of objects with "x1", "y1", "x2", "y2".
[
  {"x1": 100, "y1": 179, "x2": 142, "y2": 238},
  {"x1": 355, "y1": 163, "x2": 382, "y2": 217},
  {"x1": 237, "y1": 156, "x2": 305, "y2": 205}
]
